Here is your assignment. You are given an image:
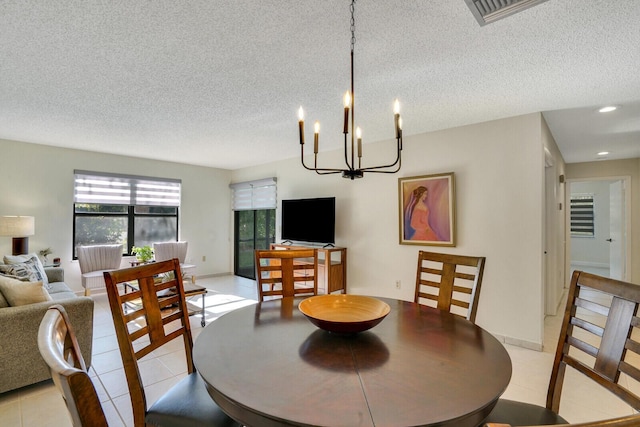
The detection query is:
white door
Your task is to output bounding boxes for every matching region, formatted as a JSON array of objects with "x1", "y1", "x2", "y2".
[{"x1": 609, "y1": 180, "x2": 625, "y2": 280}]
